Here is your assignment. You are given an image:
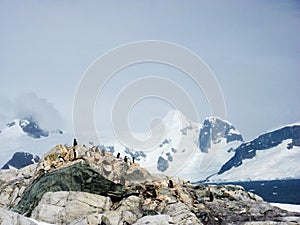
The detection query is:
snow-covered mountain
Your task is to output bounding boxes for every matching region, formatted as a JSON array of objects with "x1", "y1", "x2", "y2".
[
  {"x1": 100, "y1": 110, "x2": 243, "y2": 181},
  {"x1": 0, "y1": 118, "x2": 69, "y2": 168},
  {"x1": 1, "y1": 152, "x2": 40, "y2": 169},
  {"x1": 199, "y1": 117, "x2": 243, "y2": 153},
  {"x1": 1, "y1": 112, "x2": 299, "y2": 183},
  {"x1": 209, "y1": 124, "x2": 300, "y2": 181}
]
